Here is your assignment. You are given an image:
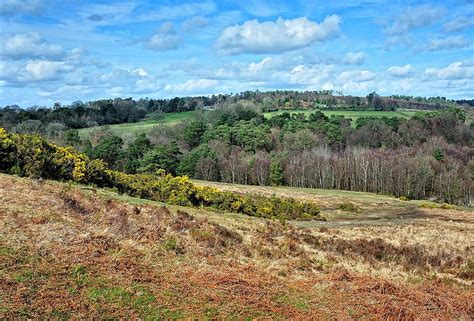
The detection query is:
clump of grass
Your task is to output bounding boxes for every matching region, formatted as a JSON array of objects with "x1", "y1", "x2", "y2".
[
  {"x1": 457, "y1": 258, "x2": 474, "y2": 280},
  {"x1": 88, "y1": 284, "x2": 158, "y2": 317},
  {"x1": 399, "y1": 196, "x2": 409, "y2": 201},
  {"x1": 171, "y1": 210, "x2": 196, "y2": 231},
  {"x1": 163, "y1": 236, "x2": 184, "y2": 254},
  {"x1": 337, "y1": 202, "x2": 362, "y2": 213},
  {"x1": 190, "y1": 222, "x2": 242, "y2": 250}
]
